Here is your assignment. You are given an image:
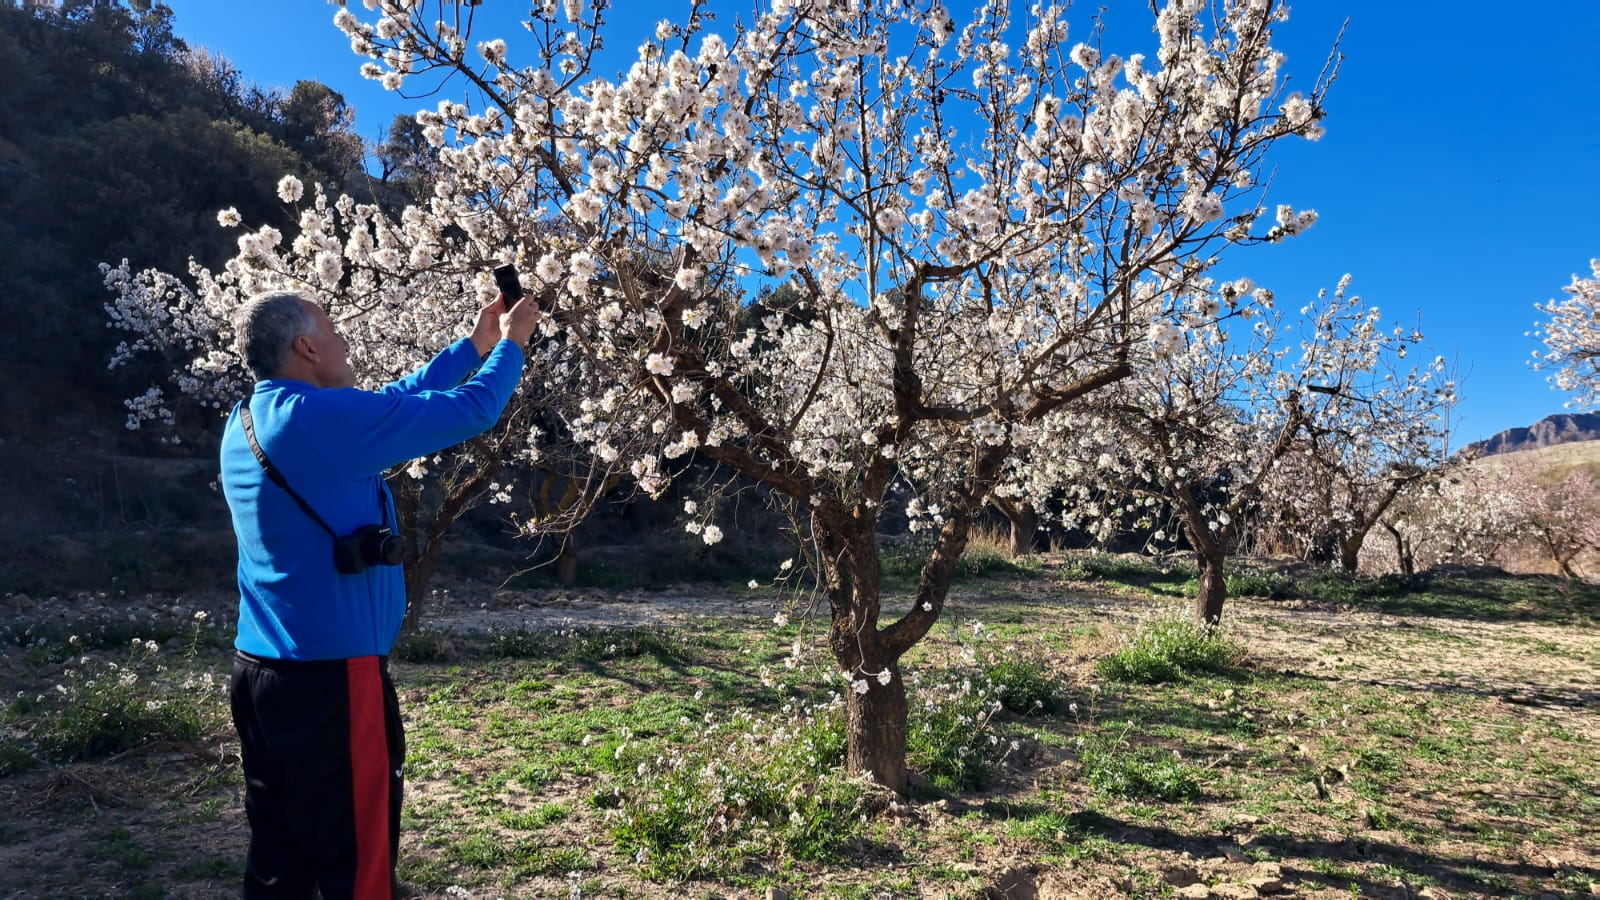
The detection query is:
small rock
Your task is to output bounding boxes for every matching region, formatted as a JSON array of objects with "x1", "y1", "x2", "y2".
[
  {"x1": 764, "y1": 888, "x2": 790, "y2": 900},
  {"x1": 1209, "y1": 885, "x2": 1258, "y2": 900},
  {"x1": 1163, "y1": 866, "x2": 1203, "y2": 887},
  {"x1": 1174, "y1": 884, "x2": 1211, "y2": 899},
  {"x1": 1244, "y1": 871, "x2": 1283, "y2": 894}
]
